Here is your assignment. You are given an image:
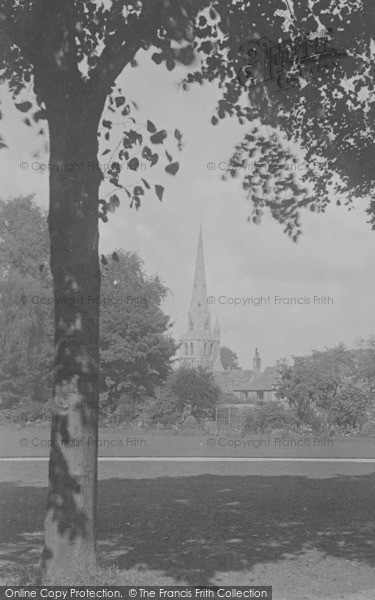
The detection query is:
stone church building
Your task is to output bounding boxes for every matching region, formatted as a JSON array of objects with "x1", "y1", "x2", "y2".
[{"x1": 179, "y1": 229, "x2": 279, "y2": 403}]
